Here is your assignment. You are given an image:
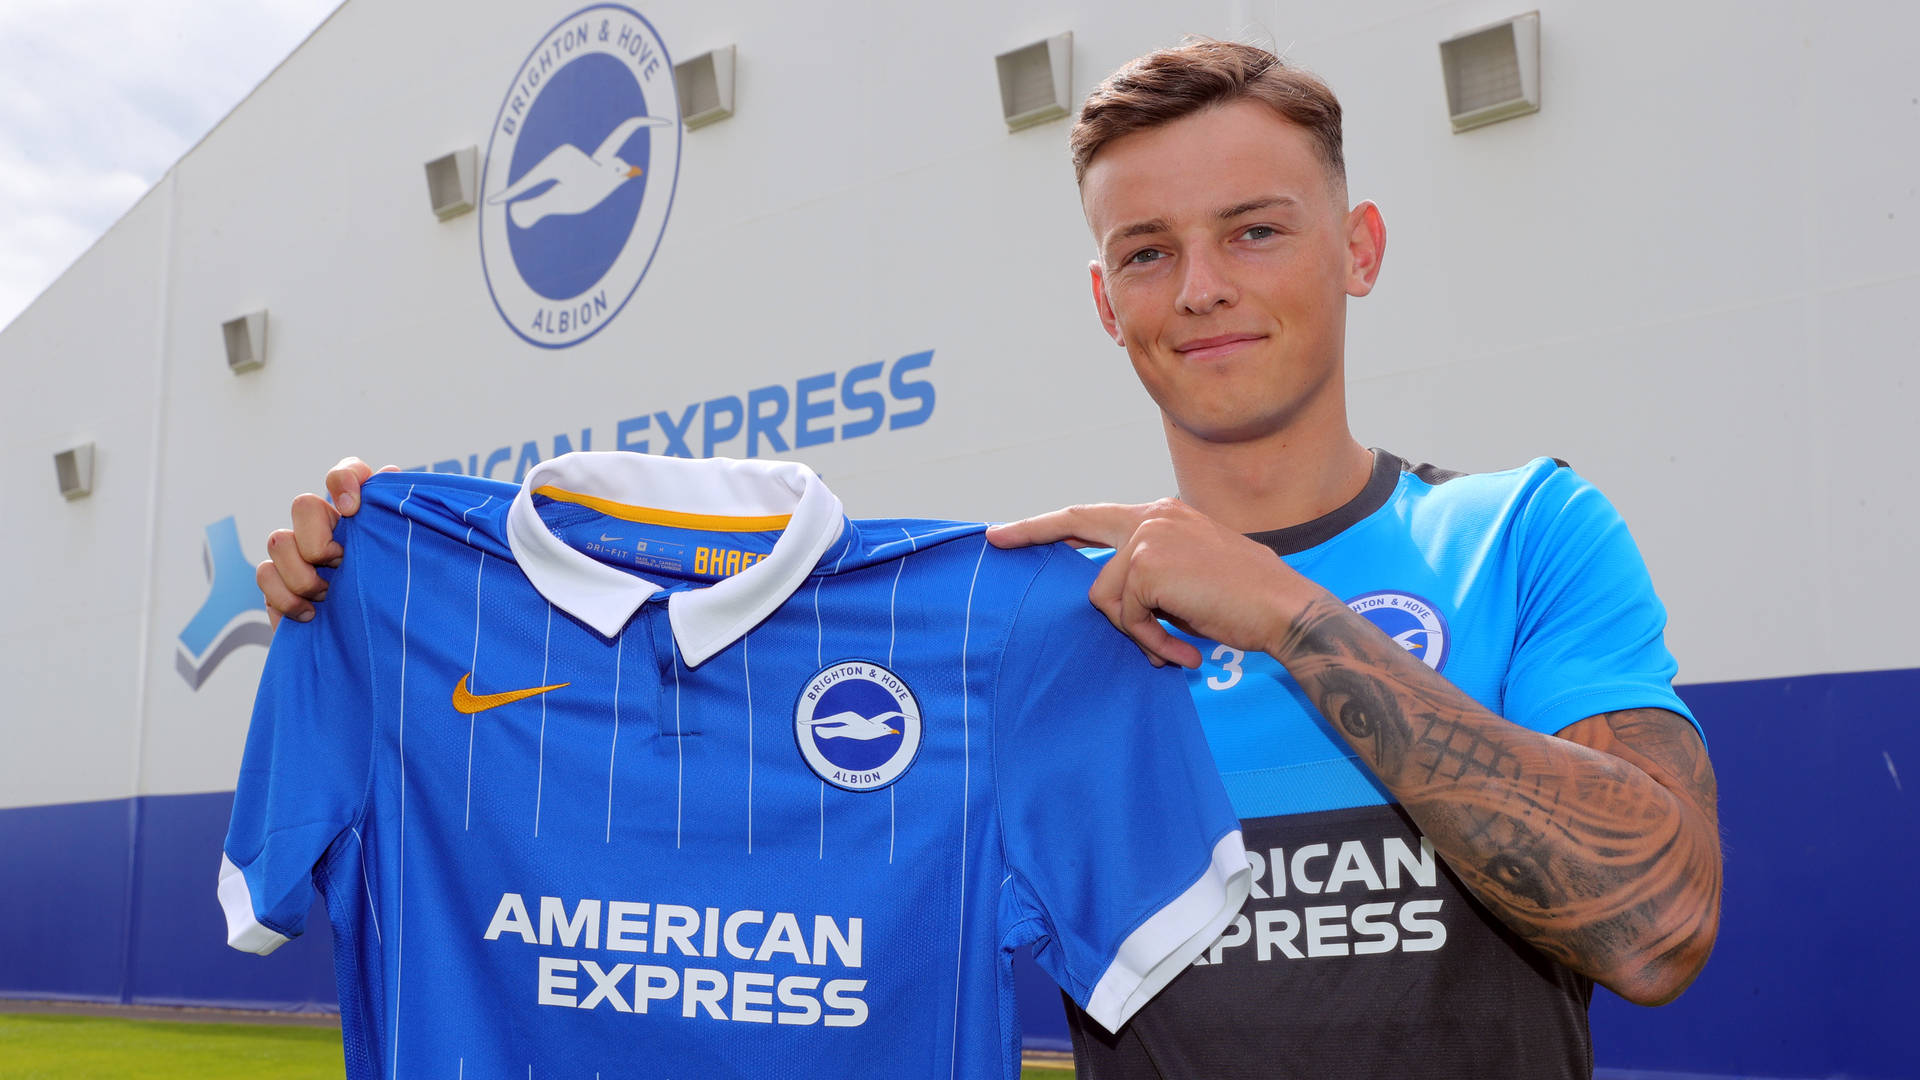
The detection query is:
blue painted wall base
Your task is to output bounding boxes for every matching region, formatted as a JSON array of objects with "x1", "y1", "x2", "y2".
[
  {"x1": 0, "y1": 791, "x2": 335, "y2": 1012},
  {"x1": 3, "y1": 668, "x2": 1914, "y2": 1076}
]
